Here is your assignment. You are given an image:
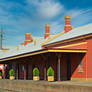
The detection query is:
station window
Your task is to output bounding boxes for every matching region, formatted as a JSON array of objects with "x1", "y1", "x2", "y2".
[{"x1": 78, "y1": 54, "x2": 83, "y2": 73}]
